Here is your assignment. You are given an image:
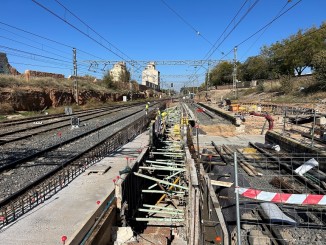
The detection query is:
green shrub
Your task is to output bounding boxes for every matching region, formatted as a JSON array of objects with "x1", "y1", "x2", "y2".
[{"x1": 256, "y1": 82, "x2": 264, "y2": 92}]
